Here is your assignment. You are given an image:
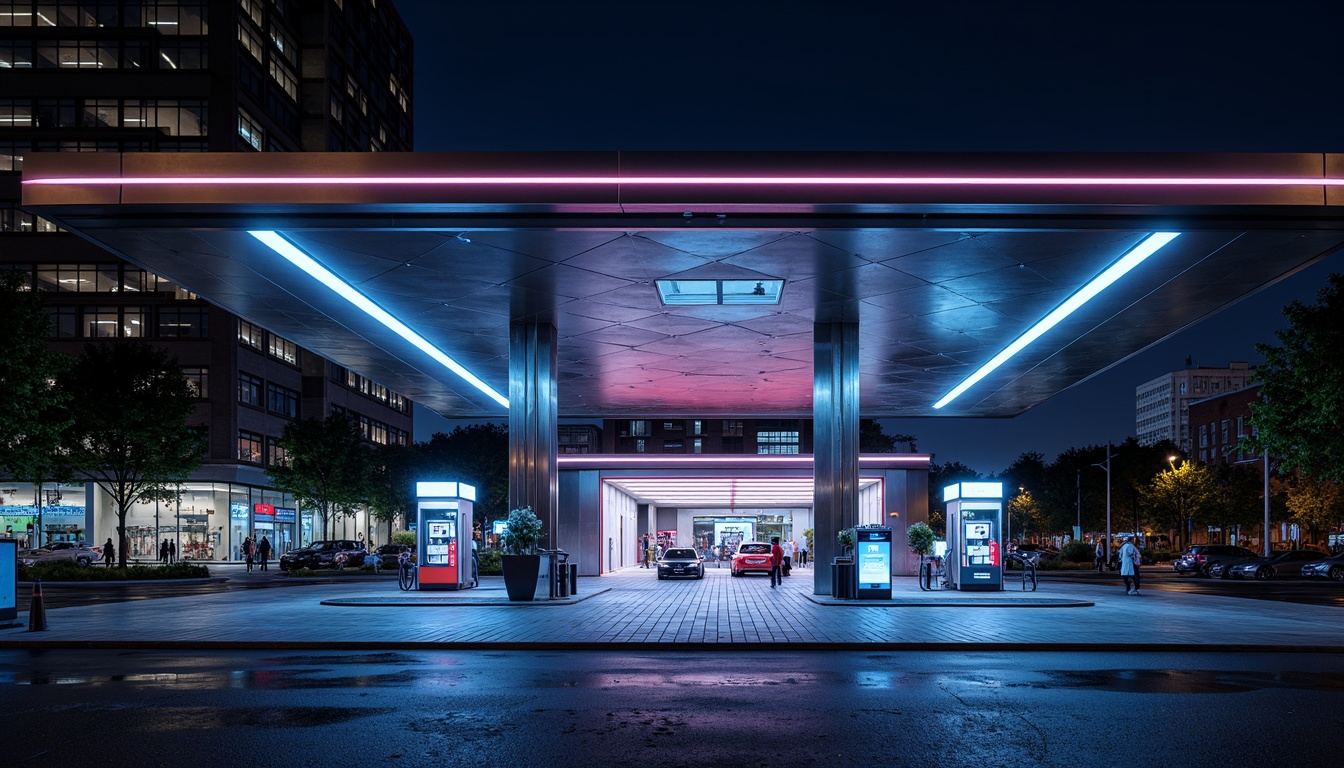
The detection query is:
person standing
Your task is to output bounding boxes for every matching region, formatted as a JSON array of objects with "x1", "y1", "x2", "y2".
[
  {"x1": 769, "y1": 536, "x2": 785, "y2": 588},
  {"x1": 640, "y1": 535, "x2": 650, "y2": 568},
  {"x1": 243, "y1": 536, "x2": 255, "y2": 573},
  {"x1": 797, "y1": 537, "x2": 809, "y2": 567},
  {"x1": 168, "y1": 539, "x2": 176, "y2": 563},
  {"x1": 1094, "y1": 538, "x2": 1106, "y2": 572},
  {"x1": 1119, "y1": 535, "x2": 1142, "y2": 595},
  {"x1": 160, "y1": 538, "x2": 169, "y2": 564},
  {"x1": 258, "y1": 535, "x2": 272, "y2": 571},
  {"x1": 103, "y1": 537, "x2": 115, "y2": 568}
]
